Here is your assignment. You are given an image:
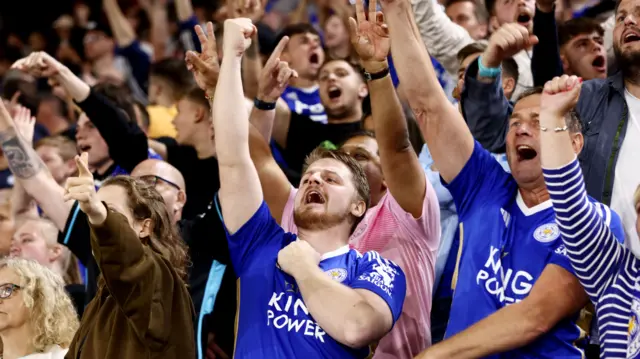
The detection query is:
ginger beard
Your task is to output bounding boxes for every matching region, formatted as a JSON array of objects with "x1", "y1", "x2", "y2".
[{"x1": 293, "y1": 190, "x2": 353, "y2": 231}]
